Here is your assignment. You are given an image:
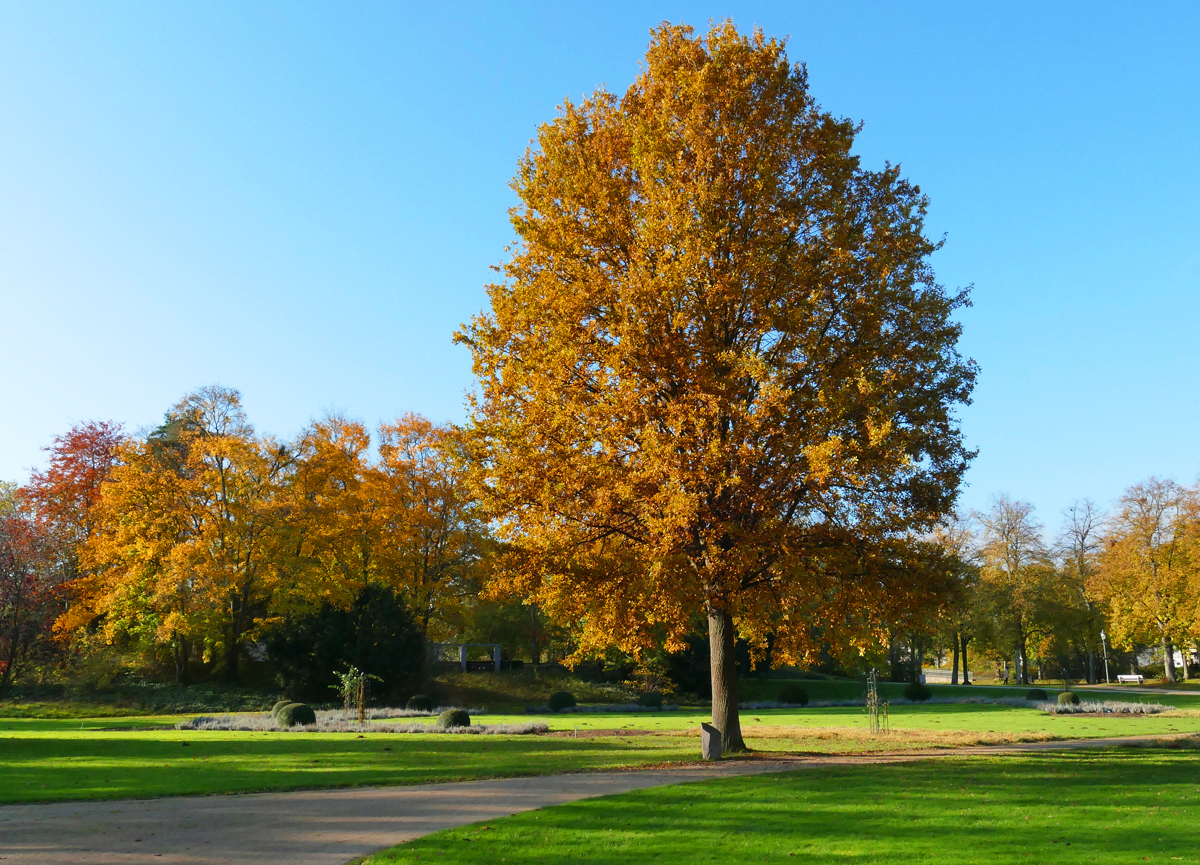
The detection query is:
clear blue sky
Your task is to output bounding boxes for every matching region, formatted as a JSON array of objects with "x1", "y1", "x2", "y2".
[{"x1": 2, "y1": 2, "x2": 1197, "y2": 532}]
